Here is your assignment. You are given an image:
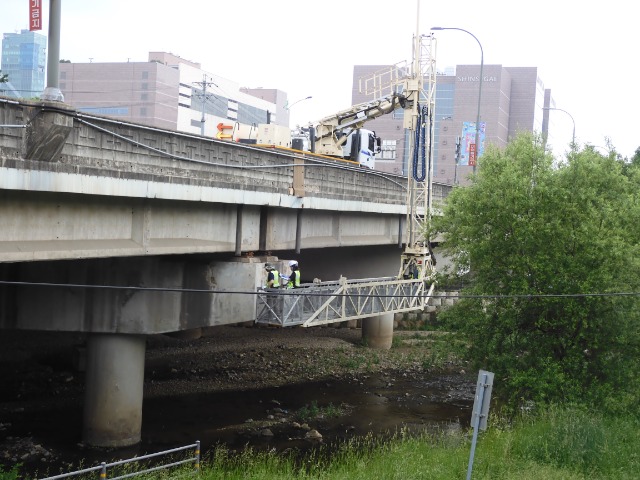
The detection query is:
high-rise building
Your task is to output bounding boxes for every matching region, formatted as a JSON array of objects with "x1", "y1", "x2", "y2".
[
  {"x1": 352, "y1": 64, "x2": 552, "y2": 183},
  {"x1": 240, "y1": 87, "x2": 289, "y2": 126},
  {"x1": 1, "y1": 29, "x2": 47, "y2": 98},
  {"x1": 58, "y1": 52, "x2": 288, "y2": 137}
]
